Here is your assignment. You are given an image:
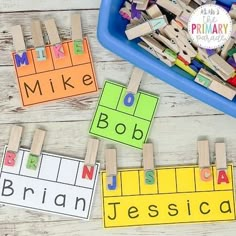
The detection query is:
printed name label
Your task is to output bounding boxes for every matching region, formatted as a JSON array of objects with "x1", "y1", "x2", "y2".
[
  {"x1": 101, "y1": 165, "x2": 236, "y2": 228},
  {"x1": 0, "y1": 147, "x2": 100, "y2": 219}
]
